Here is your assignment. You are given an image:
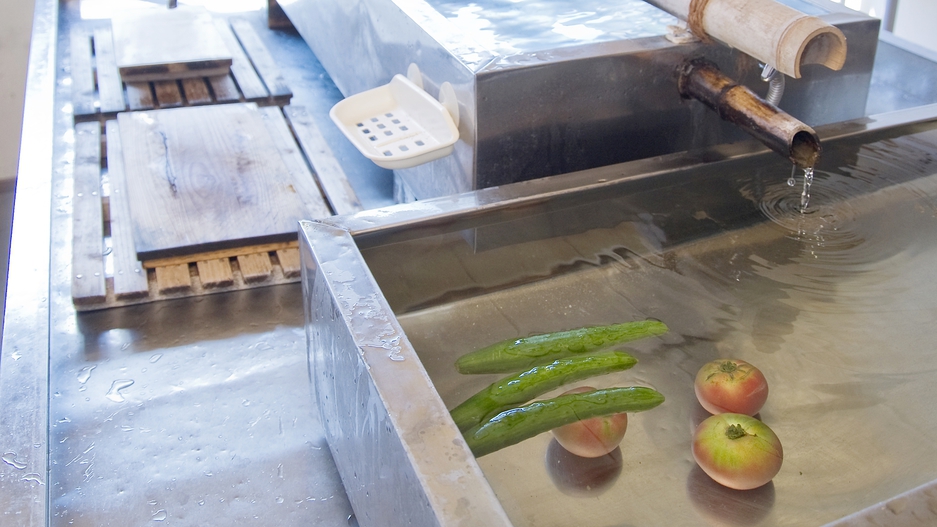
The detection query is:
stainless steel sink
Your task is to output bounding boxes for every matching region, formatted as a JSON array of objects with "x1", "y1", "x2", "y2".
[{"x1": 301, "y1": 101, "x2": 937, "y2": 527}]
